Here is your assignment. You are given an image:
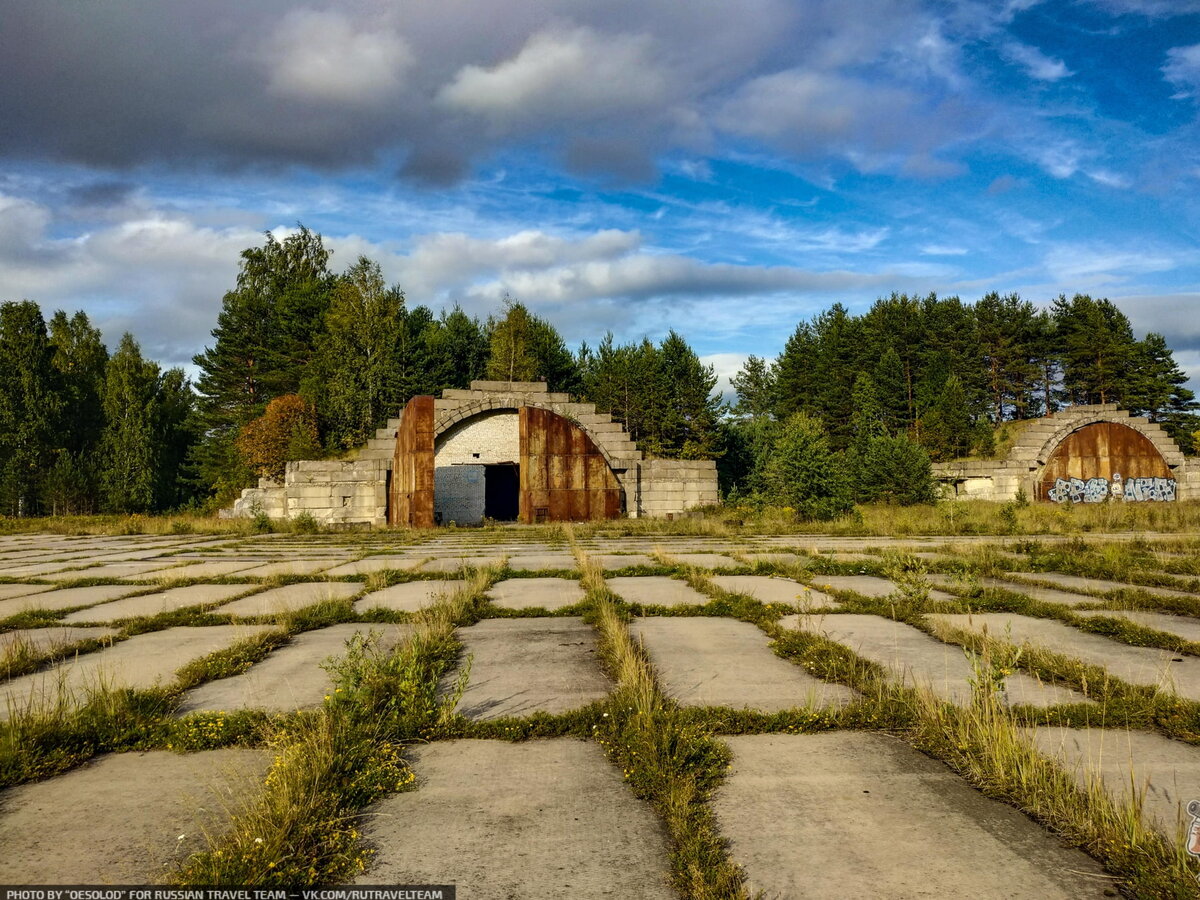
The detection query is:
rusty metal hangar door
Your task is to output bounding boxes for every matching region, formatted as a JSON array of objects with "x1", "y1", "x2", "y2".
[
  {"x1": 518, "y1": 406, "x2": 622, "y2": 523},
  {"x1": 1038, "y1": 421, "x2": 1175, "y2": 503}
]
